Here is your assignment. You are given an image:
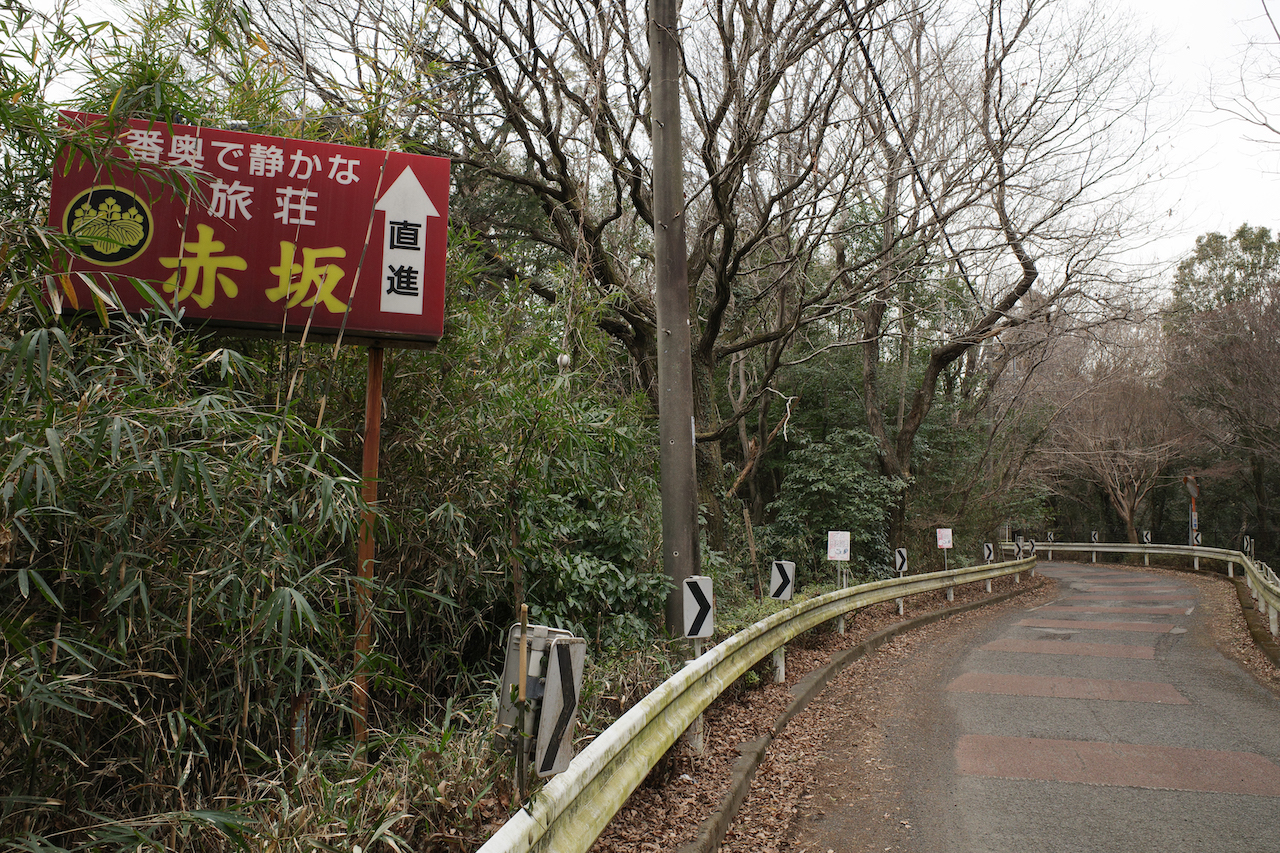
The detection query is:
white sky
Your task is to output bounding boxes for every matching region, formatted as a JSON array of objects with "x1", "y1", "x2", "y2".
[
  {"x1": 1126, "y1": 0, "x2": 1280, "y2": 269},
  {"x1": 43, "y1": 0, "x2": 1280, "y2": 274}
]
